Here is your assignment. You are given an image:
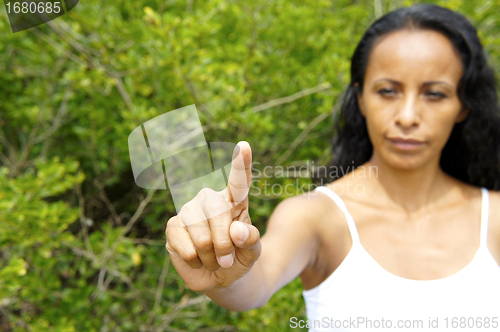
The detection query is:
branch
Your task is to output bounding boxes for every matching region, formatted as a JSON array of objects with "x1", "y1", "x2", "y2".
[
  {"x1": 275, "y1": 112, "x2": 330, "y2": 166},
  {"x1": 109, "y1": 72, "x2": 133, "y2": 110},
  {"x1": 374, "y1": 0, "x2": 383, "y2": 18},
  {"x1": 197, "y1": 326, "x2": 237, "y2": 332},
  {"x1": 30, "y1": 27, "x2": 87, "y2": 66},
  {"x1": 145, "y1": 254, "x2": 170, "y2": 328},
  {"x1": 49, "y1": 20, "x2": 102, "y2": 57},
  {"x1": 153, "y1": 255, "x2": 170, "y2": 312},
  {"x1": 117, "y1": 177, "x2": 161, "y2": 240},
  {"x1": 76, "y1": 182, "x2": 93, "y2": 255},
  {"x1": 65, "y1": 243, "x2": 147, "y2": 310},
  {"x1": 167, "y1": 30, "x2": 212, "y2": 122},
  {"x1": 41, "y1": 21, "x2": 135, "y2": 111},
  {"x1": 199, "y1": 6, "x2": 219, "y2": 24},
  {"x1": 153, "y1": 295, "x2": 210, "y2": 332},
  {"x1": 120, "y1": 238, "x2": 165, "y2": 246},
  {"x1": 92, "y1": 176, "x2": 162, "y2": 297},
  {"x1": 1, "y1": 72, "x2": 72, "y2": 176},
  {"x1": 252, "y1": 82, "x2": 332, "y2": 113},
  {"x1": 0, "y1": 126, "x2": 18, "y2": 160},
  {"x1": 186, "y1": 0, "x2": 193, "y2": 13},
  {"x1": 0, "y1": 306, "x2": 30, "y2": 331},
  {"x1": 10, "y1": 102, "x2": 46, "y2": 176},
  {"x1": 33, "y1": 84, "x2": 72, "y2": 144},
  {"x1": 93, "y1": 178, "x2": 123, "y2": 226},
  {"x1": 0, "y1": 150, "x2": 15, "y2": 168}
]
